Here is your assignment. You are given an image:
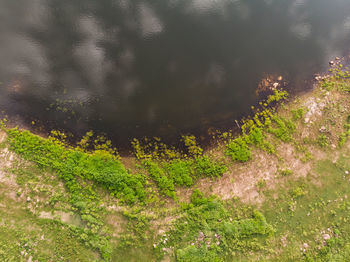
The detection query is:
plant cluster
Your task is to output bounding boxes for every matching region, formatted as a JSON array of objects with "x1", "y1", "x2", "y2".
[
  {"x1": 226, "y1": 89, "x2": 294, "y2": 162},
  {"x1": 6, "y1": 129, "x2": 148, "y2": 260},
  {"x1": 142, "y1": 156, "x2": 227, "y2": 198},
  {"x1": 132, "y1": 136, "x2": 227, "y2": 198},
  {"x1": 156, "y1": 190, "x2": 274, "y2": 261}
]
